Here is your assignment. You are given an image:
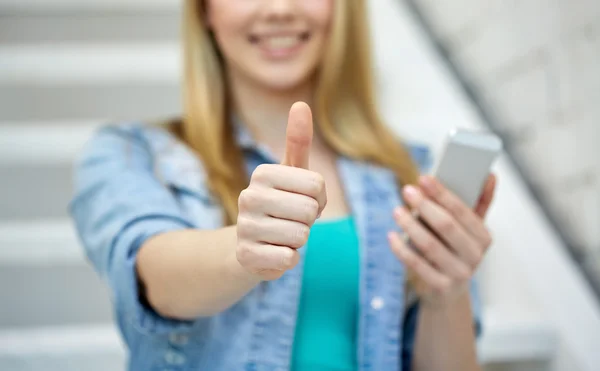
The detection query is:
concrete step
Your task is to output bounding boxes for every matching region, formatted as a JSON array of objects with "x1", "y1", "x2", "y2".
[
  {"x1": 0, "y1": 220, "x2": 112, "y2": 327},
  {"x1": 0, "y1": 0, "x2": 174, "y2": 14},
  {"x1": 0, "y1": 123, "x2": 98, "y2": 220},
  {"x1": 0, "y1": 264, "x2": 113, "y2": 328},
  {"x1": 0, "y1": 12, "x2": 179, "y2": 44},
  {"x1": 0, "y1": 122, "x2": 98, "y2": 164},
  {"x1": 0, "y1": 324, "x2": 125, "y2": 371},
  {"x1": 0, "y1": 43, "x2": 180, "y2": 121},
  {"x1": 0, "y1": 163, "x2": 72, "y2": 220},
  {"x1": 0, "y1": 83, "x2": 179, "y2": 121},
  {"x1": 0, "y1": 44, "x2": 179, "y2": 84},
  {"x1": 0, "y1": 220, "x2": 81, "y2": 265}
]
